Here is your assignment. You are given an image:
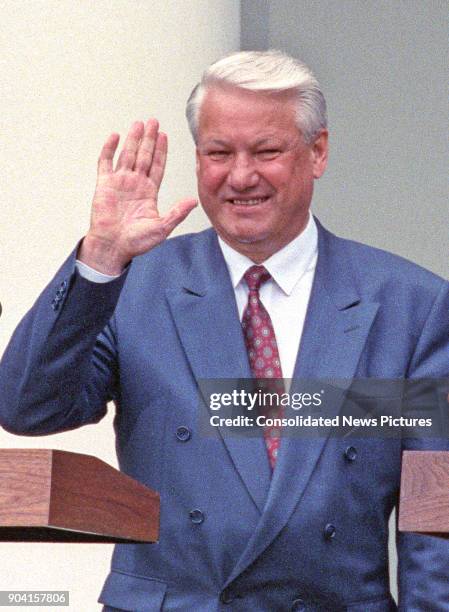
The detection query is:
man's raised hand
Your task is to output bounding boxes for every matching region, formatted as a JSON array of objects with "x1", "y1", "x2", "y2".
[{"x1": 78, "y1": 119, "x2": 198, "y2": 274}]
